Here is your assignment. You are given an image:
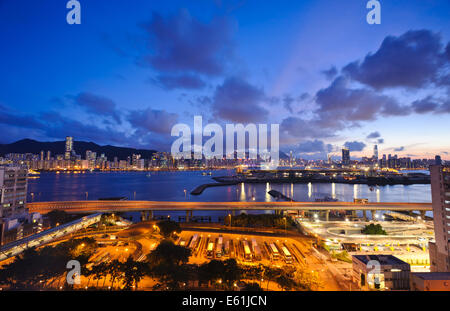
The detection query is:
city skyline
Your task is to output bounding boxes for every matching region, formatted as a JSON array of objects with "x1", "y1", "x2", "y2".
[{"x1": 0, "y1": 0, "x2": 450, "y2": 160}]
